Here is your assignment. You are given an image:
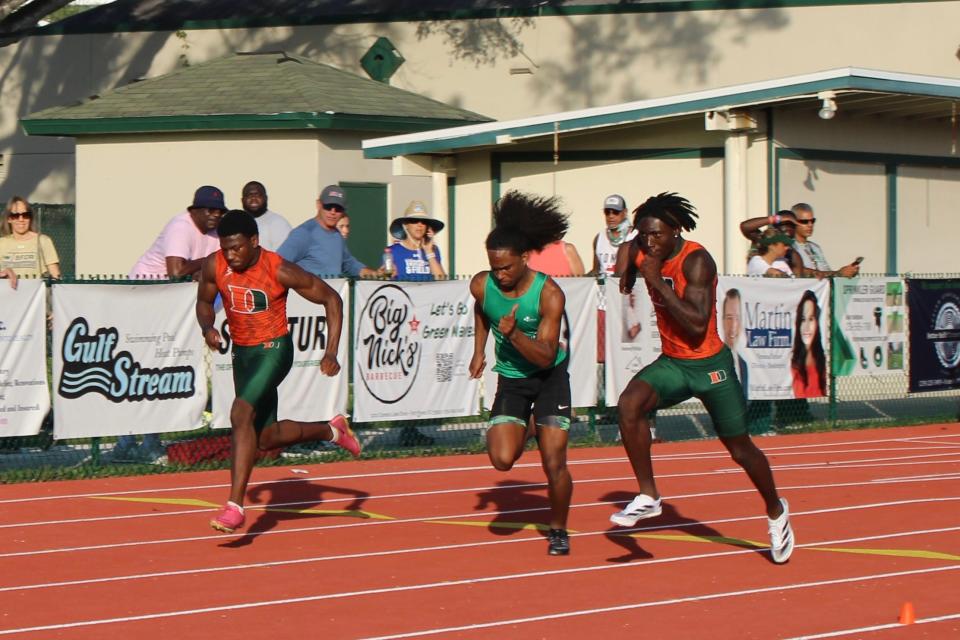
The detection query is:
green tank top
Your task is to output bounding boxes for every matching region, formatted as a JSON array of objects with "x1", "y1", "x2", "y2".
[{"x1": 483, "y1": 270, "x2": 566, "y2": 378}]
